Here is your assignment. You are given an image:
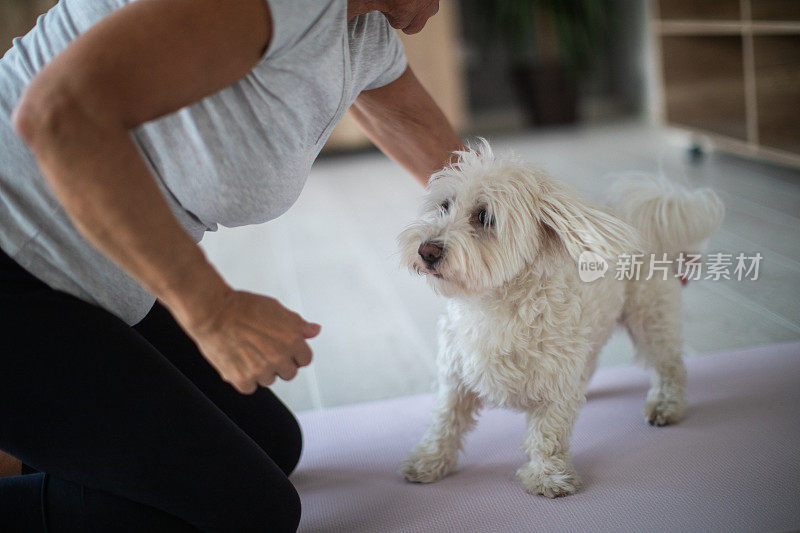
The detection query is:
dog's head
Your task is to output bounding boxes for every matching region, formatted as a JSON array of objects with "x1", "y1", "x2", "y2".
[{"x1": 398, "y1": 141, "x2": 638, "y2": 297}]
